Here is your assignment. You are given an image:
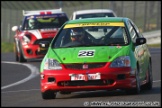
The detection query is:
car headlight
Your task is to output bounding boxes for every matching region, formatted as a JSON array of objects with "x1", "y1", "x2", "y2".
[
  {"x1": 44, "y1": 58, "x2": 62, "y2": 70},
  {"x1": 110, "y1": 56, "x2": 130, "y2": 67},
  {"x1": 22, "y1": 35, "x2": 31, "y2": 44}
]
